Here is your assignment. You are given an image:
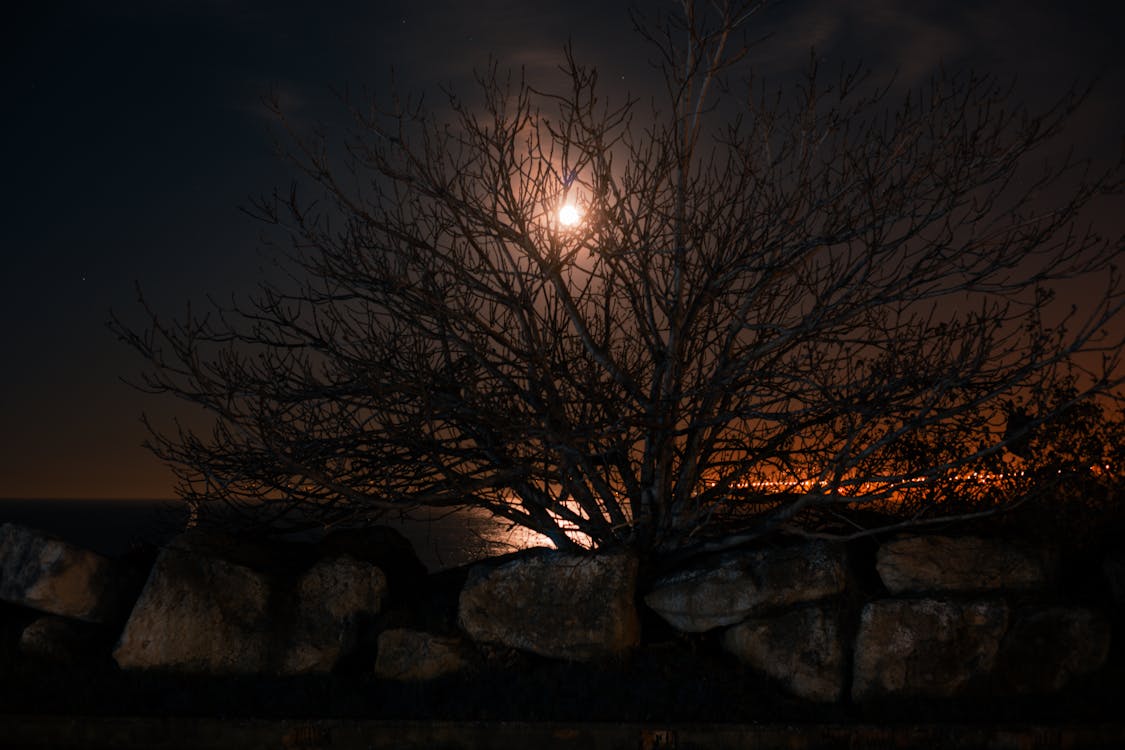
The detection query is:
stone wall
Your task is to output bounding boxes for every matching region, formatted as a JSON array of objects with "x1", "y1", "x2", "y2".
[{"x1": 0, "y1": 520, "x2": 1120, "y2": 709}]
